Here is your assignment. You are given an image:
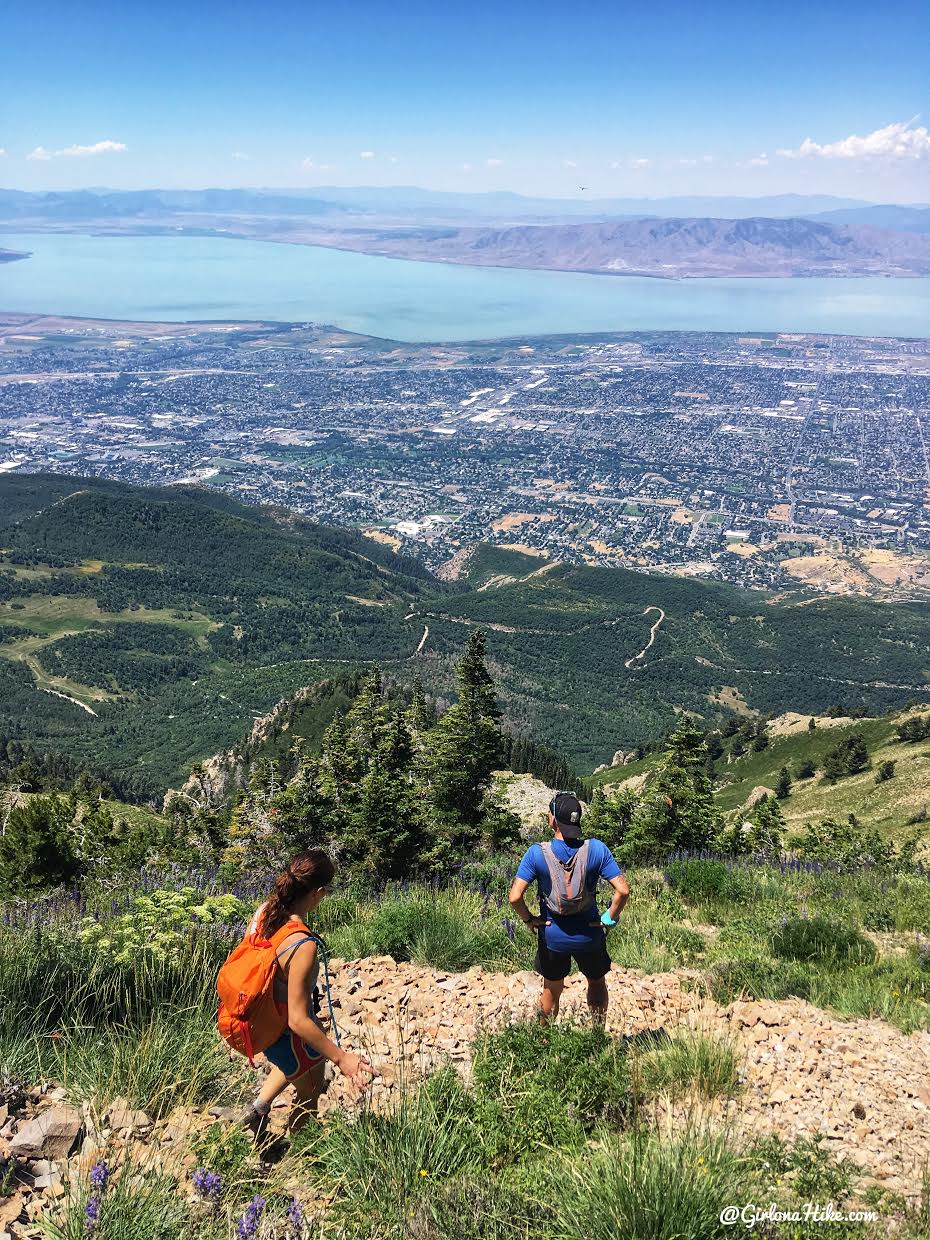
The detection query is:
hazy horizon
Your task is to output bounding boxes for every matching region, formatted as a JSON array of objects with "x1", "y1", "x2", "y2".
[{"x1": 6, "y1": 0, "x2": 929, "y2": 201}]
